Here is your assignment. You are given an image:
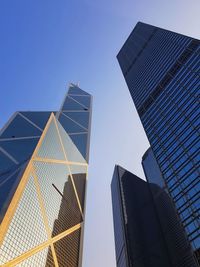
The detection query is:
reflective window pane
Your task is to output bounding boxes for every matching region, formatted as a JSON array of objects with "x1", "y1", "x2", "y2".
[
  {"x1": 54, "y1": 228, "x2": 81, "y2": 267},
  {"x1": 34, "y1": 161, "x2": 82, "y2": 237},
  {"x1": 69, "y1": 96, "x2": 90, "y2": 109},
  {"x1": 69, "y1": 134, "x2": 88, "y2": 160},
  {"x1": 37, "y1": 119, "x2": 65, "y2": 161},
  {"x1": 68, "y1": 86, "x2": 90, "y2": 96},
  {"x1": 59, "y1": 114, "x2": 86, "y2": 134},
  {"x1": 63, "y1": 111, "x2": 89, "y2": 129},
  {"x1": 0, "y1": 138, "x2": 39, "y2": 163},
  {"x1": 62, "y1": 97, "x2": 87, "y2": 111},
  {"x1": 1, "y1": 114, "x2": 41, "y2": 138},
  {"x1": 20, "y1": 112, "x2": 51, "y2": 130},
  {"x1": 0, "y1": 175, "x2": 48, "y2": 265},
  {"x1": 0, "y1": 150, "x2": 15, "y2": 172},
  {"x1": 0, "y1": 163, "x2": 26, "y2": 222},
  {"x1": 15, "y1": 246, "x2": 55, "y2": 267},
  {"x1": 56, "y1": 119, "x2": 86, "y2": 164}
]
